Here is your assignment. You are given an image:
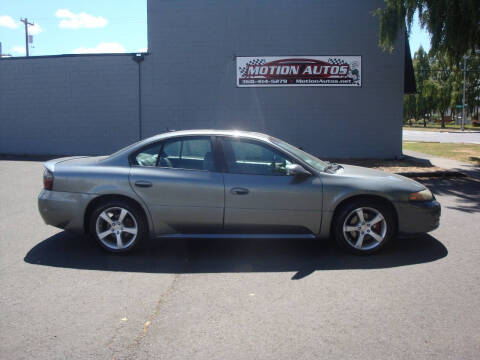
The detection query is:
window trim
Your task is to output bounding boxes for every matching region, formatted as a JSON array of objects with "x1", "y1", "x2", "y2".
[
  {"x1": 218, "y1": 136, "x2": 298, "y2": 176},
  {"x1": 129, "y1": 135, "x2": 219, "y2": 172}
]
